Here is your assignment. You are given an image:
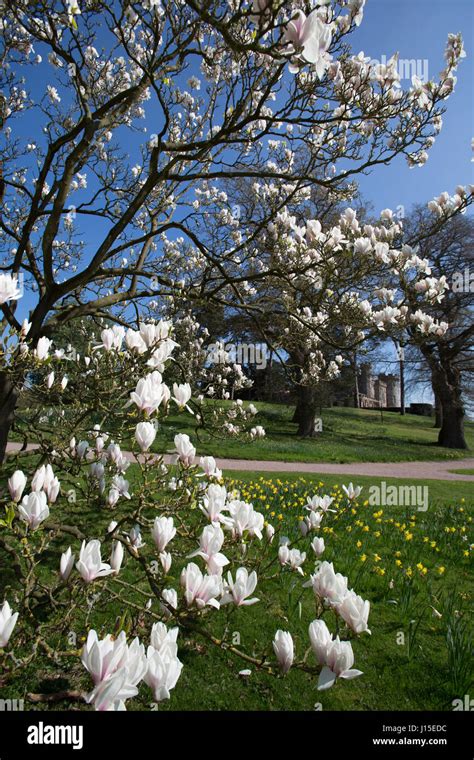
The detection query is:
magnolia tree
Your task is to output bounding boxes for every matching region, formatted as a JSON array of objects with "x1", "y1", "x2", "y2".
[
  {"x1": 0, "y1": 305, "x2": 371, "y2": 710},
  {"x1": 398, "y1": 208, "x2": 474, "y2": 449},
  {"x1": 209, "y1": 183, "x2": 473, "y2": 436},
  {"x1": 0, "y1": 0, "x2": 467, "y2": 459}
]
